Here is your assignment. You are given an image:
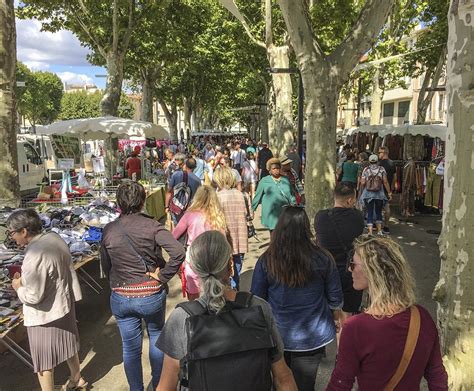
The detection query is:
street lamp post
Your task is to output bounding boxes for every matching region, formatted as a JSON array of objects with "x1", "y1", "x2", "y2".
[{"x1": 267, "y1": 67, "x2": 305, "y2": 159}]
